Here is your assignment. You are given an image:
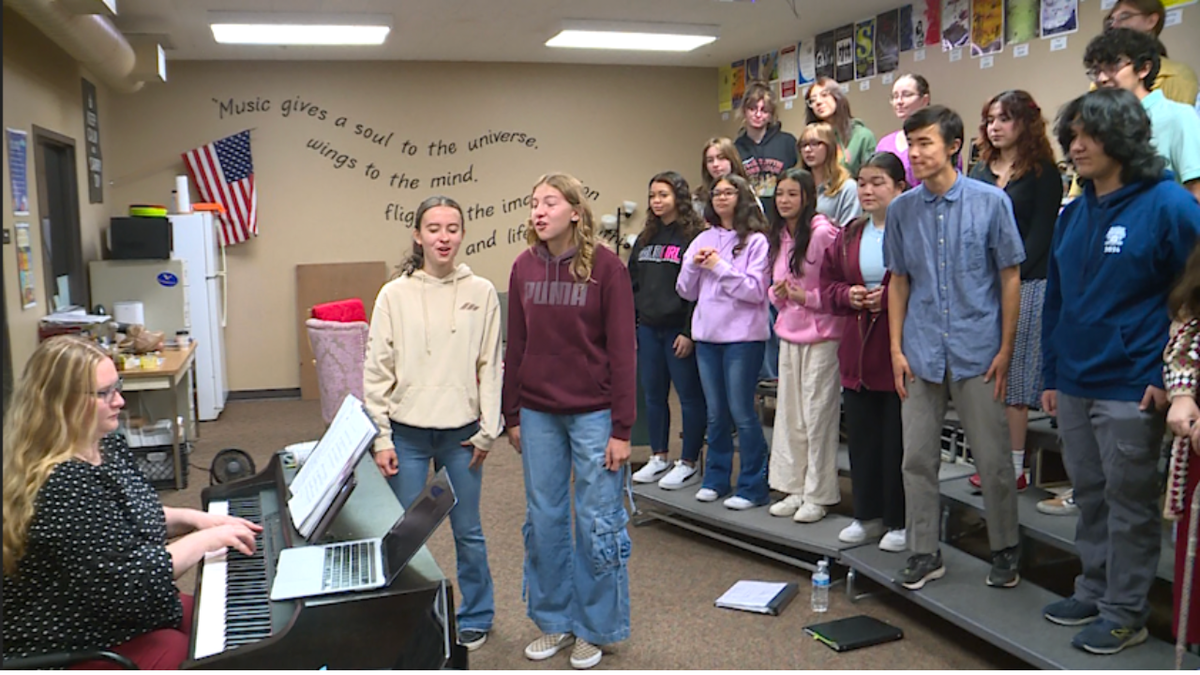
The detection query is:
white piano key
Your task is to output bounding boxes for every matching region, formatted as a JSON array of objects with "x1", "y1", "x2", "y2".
[{"x1": 191, "y1": 500, "x2": 229, "y2": 660}]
